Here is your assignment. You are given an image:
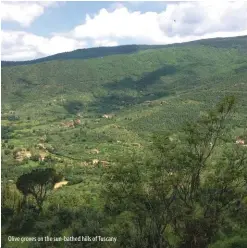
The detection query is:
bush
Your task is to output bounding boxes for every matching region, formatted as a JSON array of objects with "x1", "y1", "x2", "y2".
[
  {"x1": 39, "y1": 161, "x2": 46, "y2": 166},
  {"x1": 67, "y1": 179, "x2": 83, "y2": 185},
  {"x1": 210, "y1": 236, "x2": 247, "y2": 248},
  {"x1": 44, "y1": 155, "x2": 54, "y2": 162},
  {"x1": 4, "y1": 149, "x2": 11, "y2": 155},
  {"x1": 8, "y1": 144, "x2": 14, "y2": 149},
  {"x1": 31, "y1": 154, "x2": 40, "y2": 162}
]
